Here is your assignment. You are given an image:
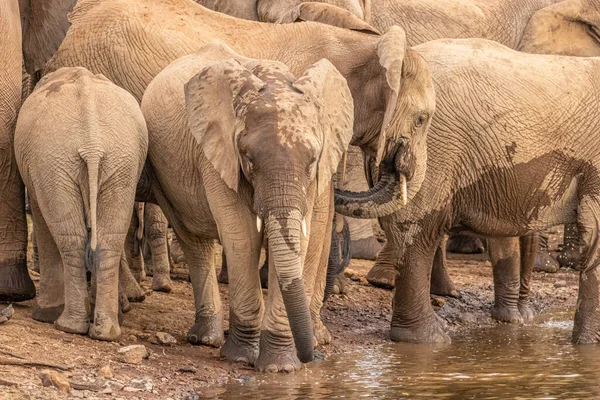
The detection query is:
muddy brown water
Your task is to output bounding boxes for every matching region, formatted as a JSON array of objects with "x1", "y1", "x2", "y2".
[{"x1": 216, "y1": 310, "x2": 600, "y2": 399}]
